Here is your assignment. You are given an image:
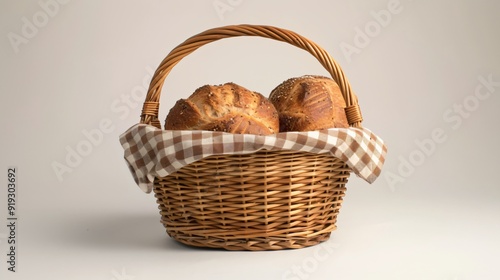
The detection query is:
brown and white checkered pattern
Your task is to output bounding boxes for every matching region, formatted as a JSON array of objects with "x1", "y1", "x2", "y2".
[{"x1": 120, "y1": 124, "x2": 388, "y2": 193}]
